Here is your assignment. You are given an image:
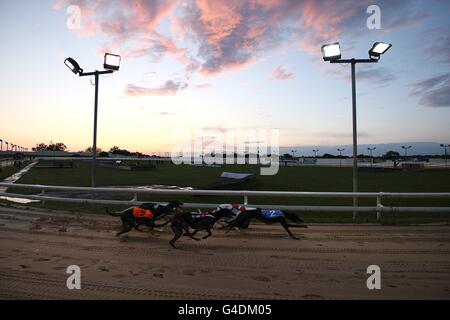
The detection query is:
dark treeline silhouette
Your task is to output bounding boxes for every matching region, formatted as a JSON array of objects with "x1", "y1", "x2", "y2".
[{"x1": 32, "y1": 141, "x2": 67, "y2": 152}]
